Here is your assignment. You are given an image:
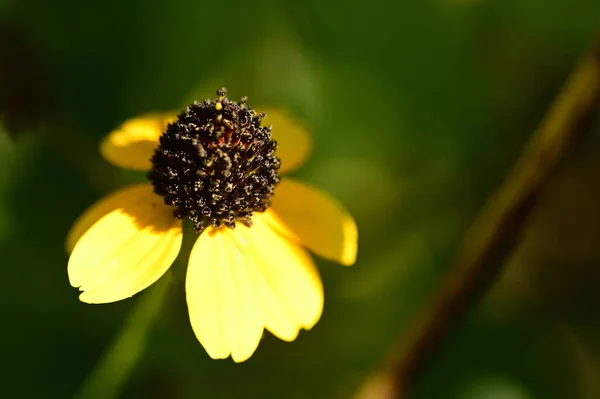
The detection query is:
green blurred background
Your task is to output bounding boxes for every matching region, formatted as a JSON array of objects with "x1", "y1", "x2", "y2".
[{"x1": 2, "y1": 0, "x2": 600, "y2": 398}]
